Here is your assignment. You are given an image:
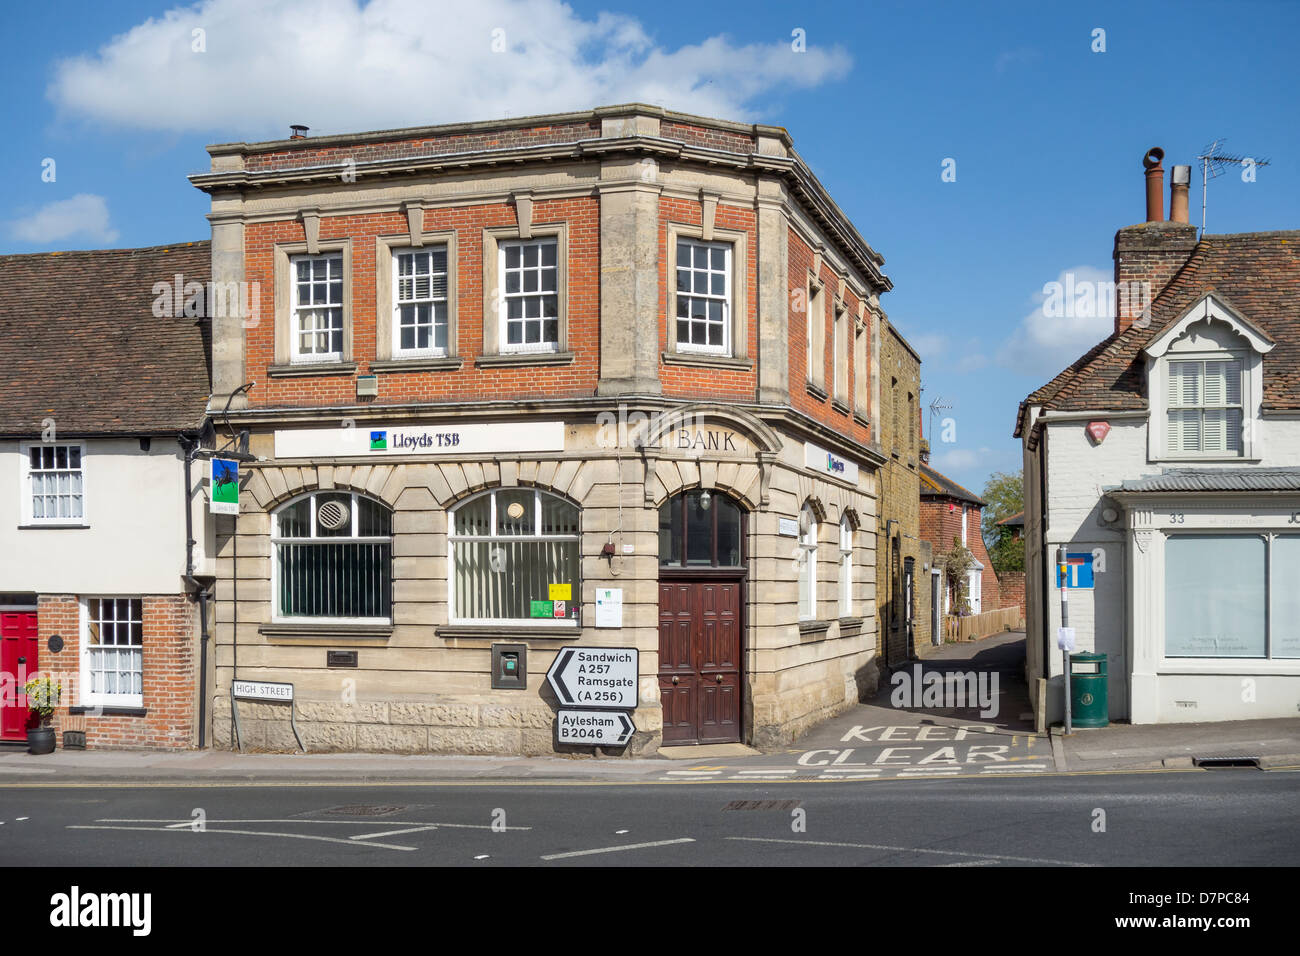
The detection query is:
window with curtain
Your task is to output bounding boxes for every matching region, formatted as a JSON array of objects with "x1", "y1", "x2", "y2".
[
  {"x1": 273, "y1": 492, "x2": 392, "y2": 620},
  {"x1": 1167, "y1": 356, "x2": 1244, "y2": 456},
  {"x1": 450, "y1": 489, "x2": 580, "y2": 624},
  {"x1": 82, "y1": 597, "x2": 143, "y2": 706}
]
